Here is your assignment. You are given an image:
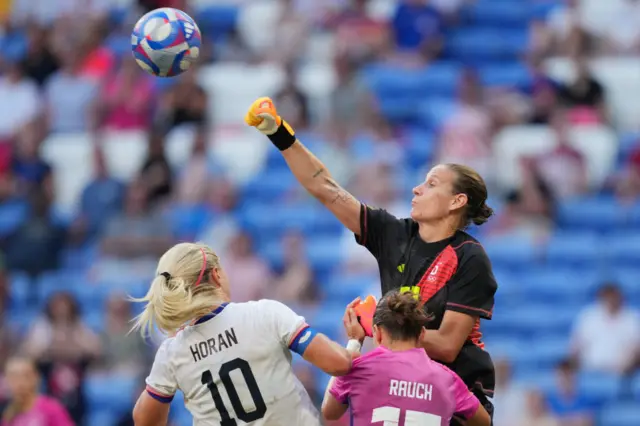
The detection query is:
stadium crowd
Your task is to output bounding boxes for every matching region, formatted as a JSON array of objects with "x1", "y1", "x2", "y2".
[{"x1": 0, "y1": 0, "x2": 639, "y2": 425}]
